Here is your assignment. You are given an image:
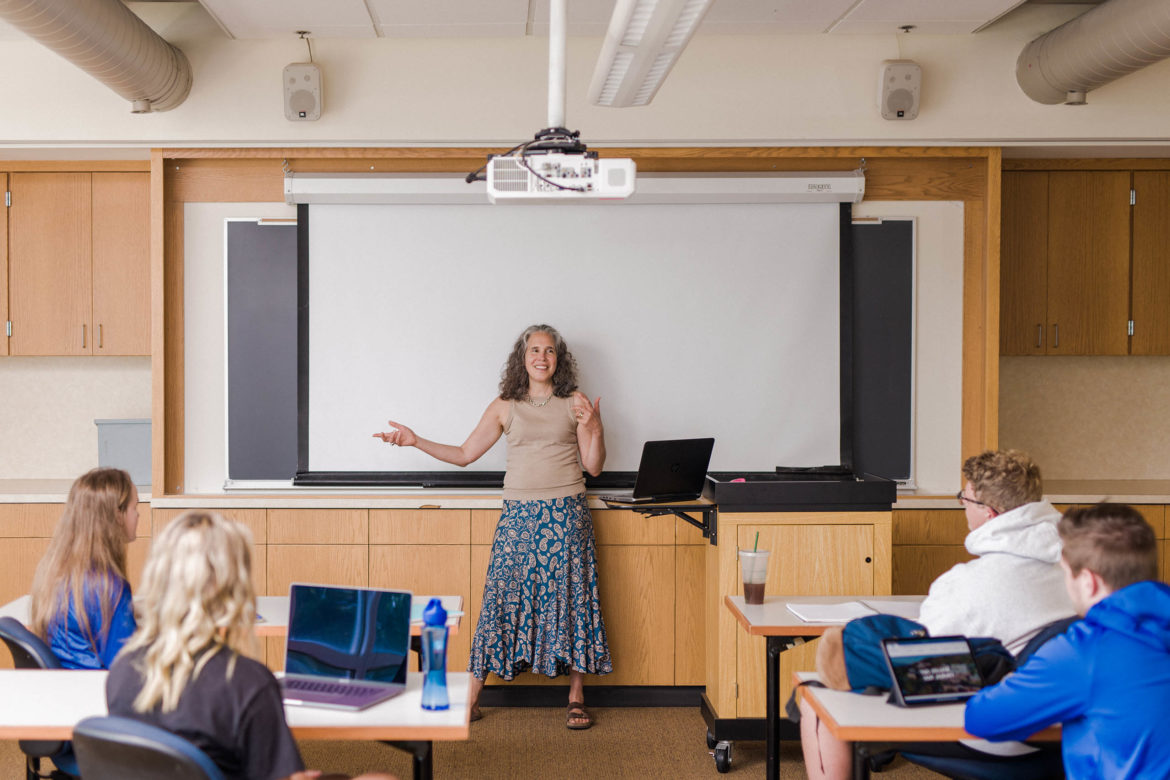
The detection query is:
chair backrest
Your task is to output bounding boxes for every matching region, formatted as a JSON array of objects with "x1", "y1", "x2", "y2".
[
  {"x1": 0, "y1": 616, "x2": 62, "y2": 670},
  {"x1": 1017, "y1": 615, "x2": 1080, "y2": 664},
  {"x1": 73, "y1": 716, "x2": 226, "y2": 780}
]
